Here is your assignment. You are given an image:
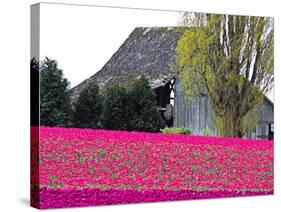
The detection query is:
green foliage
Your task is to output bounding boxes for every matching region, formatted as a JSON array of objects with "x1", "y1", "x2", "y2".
[
  {"x1": 161, "y1": 127, "x2": 192, "y2": 135},
  {"x1": 241, "y1": 103, "x2": 262, "y2": 133},
  {"x1": 98, "y1": 148, "x2": 105, "y2": 157},
  {"x1": 201, "y1": 127, "x2": 212, "y2": 136},
  {"x1": 40, "y1": 57, "x2": 72, "y2": 127},
  {"x1": 127, "y1": 77, "x2": 165, "y2": 132},
  {"x1": 102, "y1": 77, "x2": 165, "y2": 132},
  {"x1": 73, "y1": 81, "x2": 103, "y2": 129},
  {"x1": 48, "y1": 175, "x2": 57, "y2": 188},
  {"x1": 176, "y1": 13, "x2": 273, "y2": 137},
  {"x1": 102, "y1": 85, "x2": 130, "y2": 130}
]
